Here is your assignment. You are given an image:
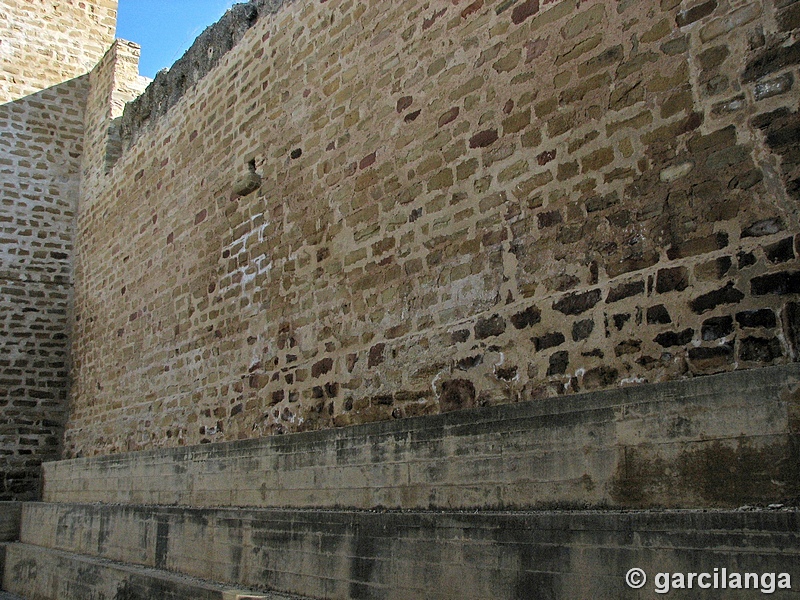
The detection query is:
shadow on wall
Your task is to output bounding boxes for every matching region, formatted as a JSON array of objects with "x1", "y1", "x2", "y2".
[{"x1": 0, "y1": 77, "x2": 91, "y2": 500}]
